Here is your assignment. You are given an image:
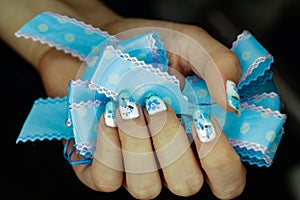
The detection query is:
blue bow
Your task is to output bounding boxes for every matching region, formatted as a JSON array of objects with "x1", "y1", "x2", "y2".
[{"x1": 16, "y1": 12, "x2": 286, "y2": 167}]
